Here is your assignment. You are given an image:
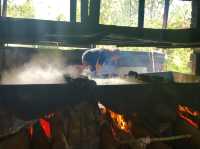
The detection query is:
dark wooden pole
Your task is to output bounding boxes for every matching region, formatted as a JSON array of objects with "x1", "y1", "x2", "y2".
[
  {"x1": 89, "y1": 0, "x2": 101, "y2": 24},
  {"x1": 70, "y1": 0, "x2": 77, "y2": 23},
  {"x1": 138, "y1": 0, "x2": 145, "y2": 28},
  {"x1": 81, "y1": 0, "x2": 88, "y2": 24},
  {"x1": 191, "y1": 0, "x2": 200, "y2": 75},
  {"x1": 0, "y1": 0, "x2": 2, "y2": 17},
  {"x1": 162, "y1": 0, "x2": 170, "y2": 29},
  {"x1": 2, "y1": 0, "x2": 7, "y2": 17},
  {"x1": 191, "y1": 0, "x2": 200, "y2": 28}
]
